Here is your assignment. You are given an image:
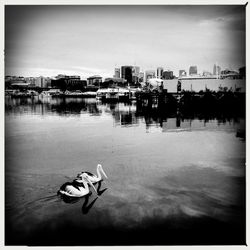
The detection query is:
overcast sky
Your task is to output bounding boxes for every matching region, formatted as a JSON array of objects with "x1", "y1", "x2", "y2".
[{"x1": 5, "y1": 5, "x2": 246, "y2": 78}]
